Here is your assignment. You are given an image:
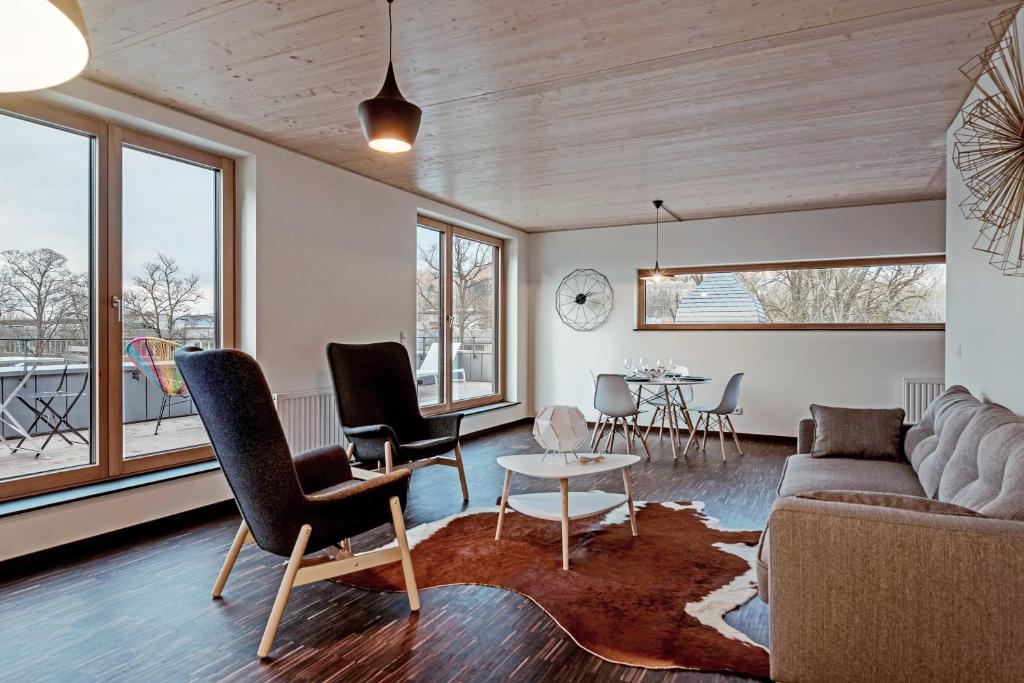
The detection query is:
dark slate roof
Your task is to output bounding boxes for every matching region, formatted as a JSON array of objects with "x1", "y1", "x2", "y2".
[{"x1": 675, "y1": 272, "x2": 769, "y2": 323}]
